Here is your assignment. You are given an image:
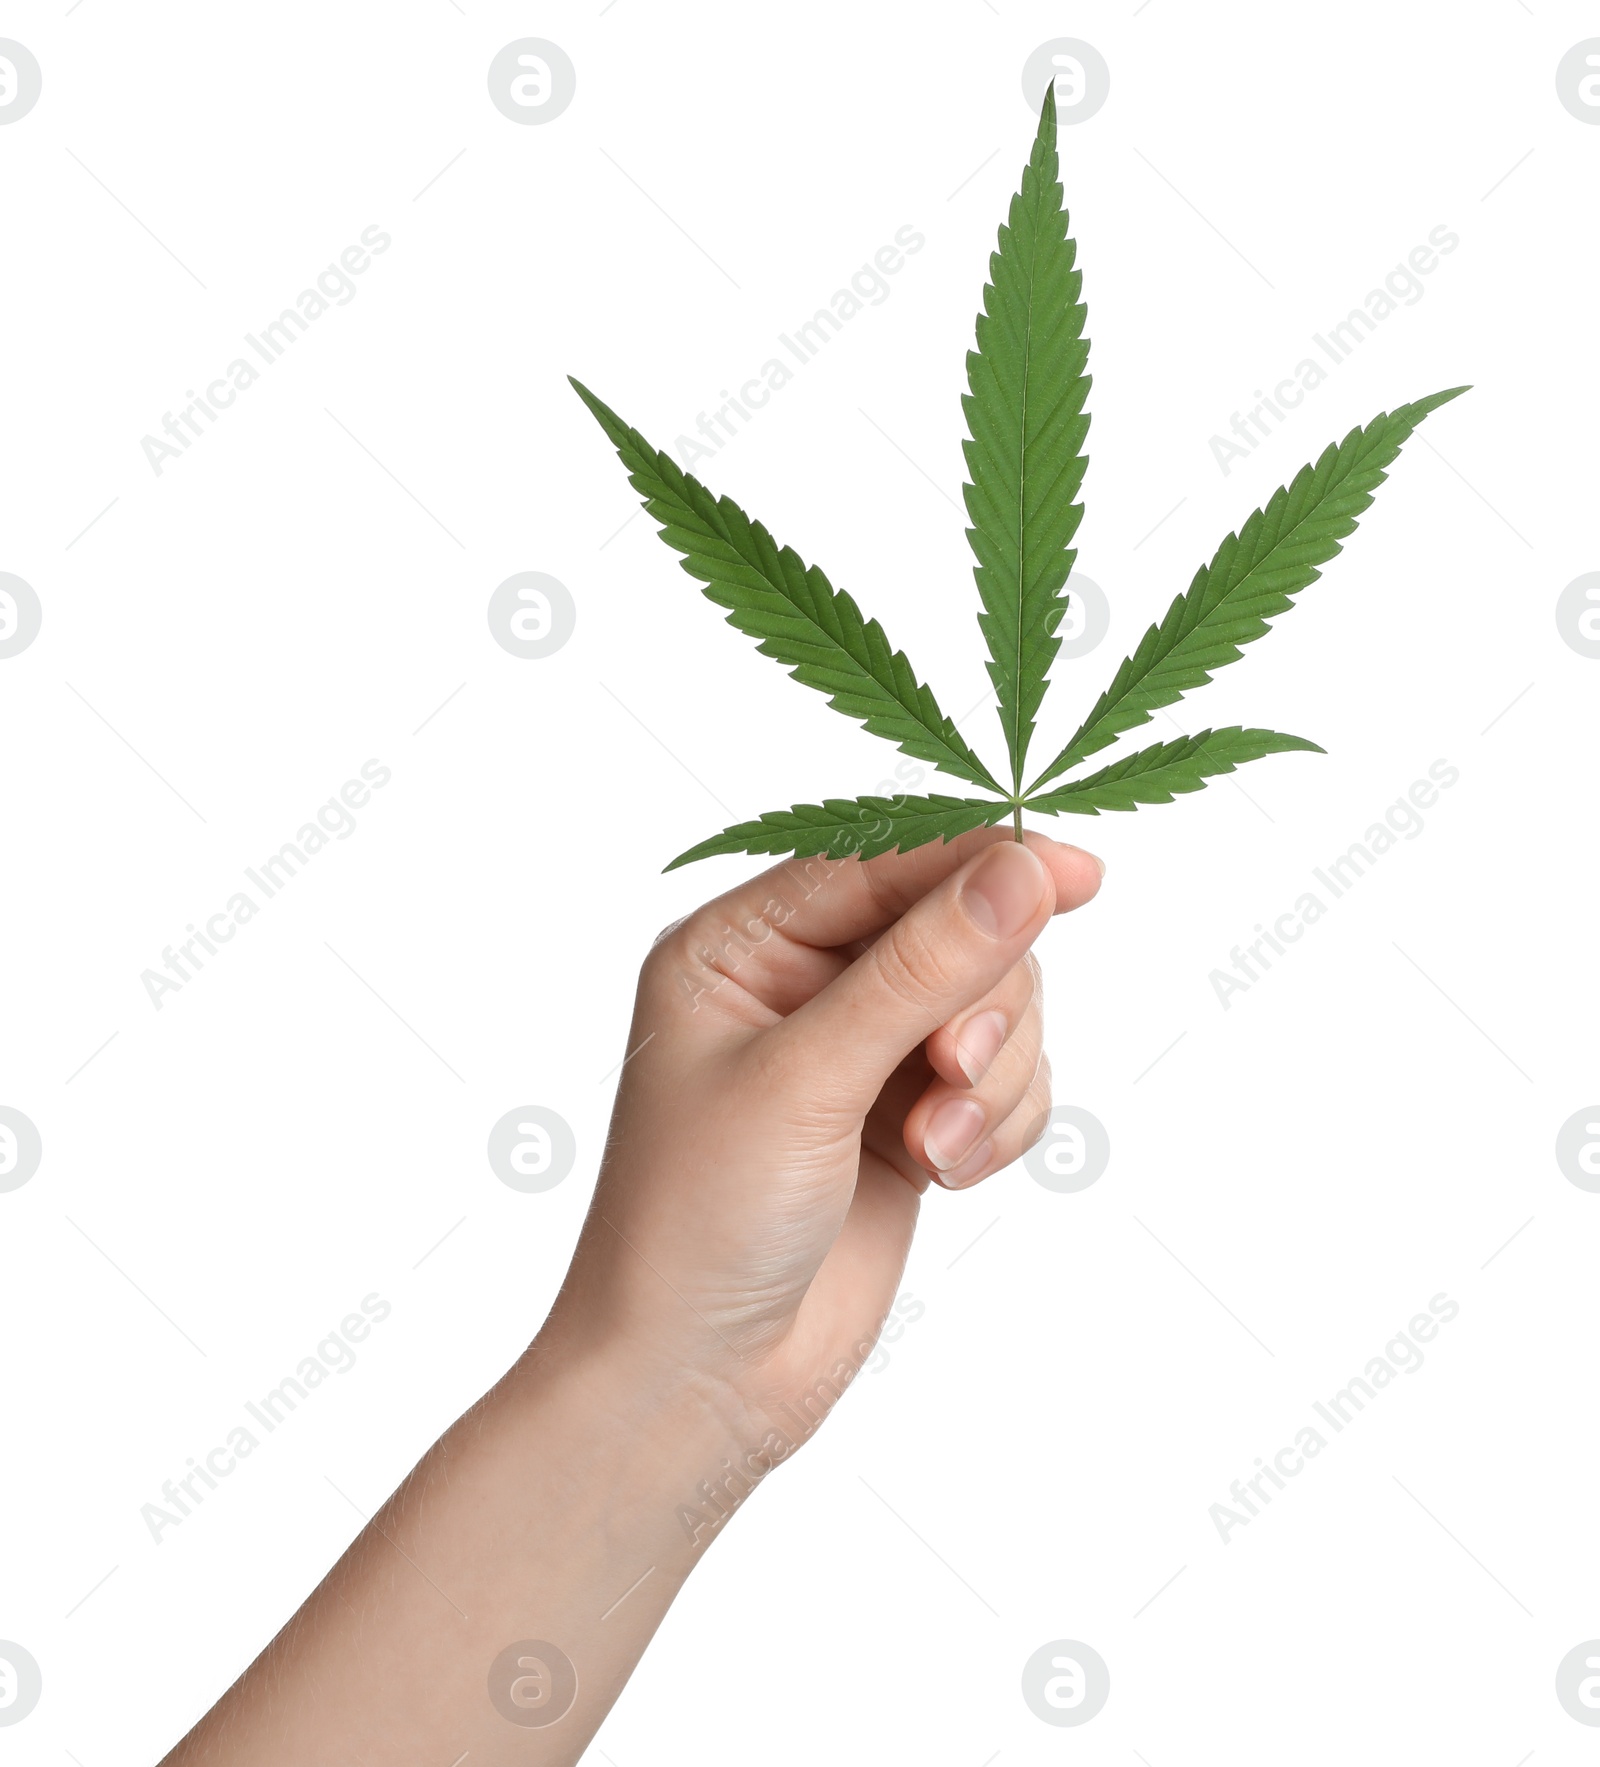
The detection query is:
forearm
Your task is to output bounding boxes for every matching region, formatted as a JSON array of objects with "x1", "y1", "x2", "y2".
[{"x1": 163, "y1": 1326, "x2": 752, "y2": 1765}]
